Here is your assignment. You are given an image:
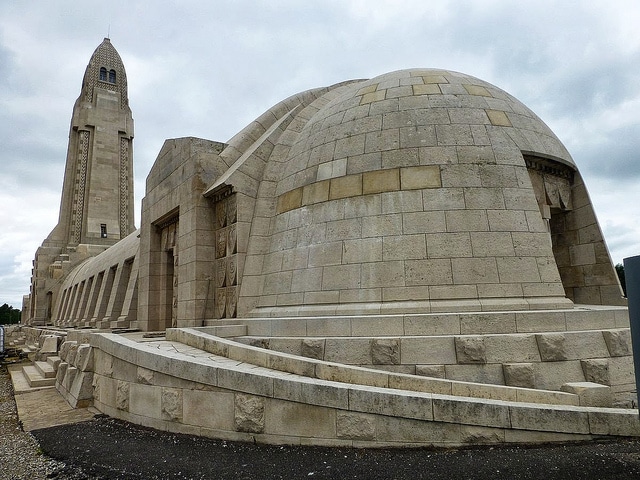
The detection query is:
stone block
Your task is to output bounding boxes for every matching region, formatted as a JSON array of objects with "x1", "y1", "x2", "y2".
[
  {"x1": 470, "y1": 231, "x2": 515, "y2": 257},
  {"x1": 602, "y1": 329, "x2": 631, "y2": 357},
  {"x1": 267, "y1": 353, "x2": 316, "y2": 378},
  {"x1": 370, "y1": 338, "x2": 400, "y2": 365},
  {"x1": 302, "y1": 180, "x2": 330, "y2": 205},
  {"x1": 116, "y1": 380, "x2": 130, "y2": 411},
  {"x1": 363, "y1": 168, "x2": 400, "y2": 195},
  {"x1": 455, "y1": 336, "x2": 486, "y2": 364},
  {"x1": 361, "y1": 261, "x2": 405, "y2": 288},
  {"x1": 503, "y1": 363, "x2": 535, "y2": 388},
  {"x1": 217, "y1": 365, "x2": 273, "y2": 397},
  {"x1": 337, "y1": 412, "x2": 376, "y2": 440},
  {"x1": 581, "y1": 359, "x2": 610, "y2": 385},
  {"x1": 40, "y1": 335, "x2": 59, "y2": 355},
  {"x1": 561, "y1": 382, "x2": 613, "y2": 407},
  {"x1": 588, "y1": 410, "x2": 640, "y2": 436},
  {"x1": 486, "y1": 110, "x2": 511, "y2": 127},
  {"x1": 69, "y1": 371, "x2": 95, "y2": 407},
  {"x1": 362, "y1": 213, "x2": 403, "y2": 237},
  {"x1": 133, "y1": 366, "x2": 153, "y2": 386},
  {"x1": 321, "y1": 264, "x2": 361, "y2": 290},
  {"x1": 161, "y1": 387, "x2": 183, "y2": 421},
  {"x1": 373, "y1": 415, "x2": 462, "y2": 446},
  {"x1": 234, "y1": 393, "x2": 265, "y2": 433},
  {"x1": 433, "y1": 397, "x2": 510, "y2": 428},
  {"x1": 536, "y1": 333, "x2": 567, "y2": 361},
  {"x1": 301, "y1": 338, "x2": 324, "y2": 360},
  {"x1": 426, "y1": 233, "x2": 472, "y2": 259},
  {"x1": 404, "y1": 314, "x2": 461, "y2": 335},
  {"x1": 405, "y1": 258, "x2": 453, "y2": 286},
  {"x1": 415, "y1": 365, "x2": 446, "y2": 379},
  {"x1": 349, "y1": 386, "x2": 433, "y2": 421},
  {"x1": 315, "y1": 363, "x2": 389, "y2": 388},
  {"x1": 273, "y1": 376, "x2": 349, "y2": 409},
  {"x1": 509, "y1": 404, "x2": 590, "y2": 434},
  {"x1": 400, "y1": 165, "x2": 441, "y2": 190},
  {"x1": 59, "y1": 341, "x2": 77, "y2": 363},
  {"x1": 445, "y1": 364, "x2": 504, "y2": 385},
  {"x1": 74, "y1": 344, "x2": 94, "y2": 371},
  {"x1": 343, "y1": 237, "x2": 383, "y2": 264},
  {"x1": 324, "y1": 338, "x2": 371, "y2": 364},
  {"x1": 401, "y1": 336, "x2": 457, "y2": 365},
  {"x1": 452, "y1": 257, "x2": 499, "y2": 284},
  {"x1": 485, "y1": 334, "x2": 540, "y2": 363},
  {"x1": 129, "y1": 383, "x2": 161, "y2": 418},
  {"x1": 569, "y1": 243, "x2": 596, "y2": 266},
  {"x1": 350, "y1": 316, "x2": 404, "y2": 336},
  {"x1": 382, "y1": 235, "x2": 426, "y2": 260},
  {"x1": 445, "y1": 210, "x2": 489, "y2": 232},
  {"x1": 63, "y1": 366, "x2": 78, "y2": 392},
  {"x1": 496, "y1": 257, "x2": 541, "y2": 283},
  {"x1": 183, "y1": 389, "x2": 235, "y2": 430},
  {"x1": 56, "y1": 362, "x2": 68, "y2": 384},
  {"x1": 450, "y1": 381, "x2": 516, "y2": 402},
  {"x1": 265, "y1": 399, "x2": 336, "y2": 438},
  {"x1": 460, "y1": 314, "x2": 517, "y2": 335},
  {"x1": 389, "y1": 373, "x2": 452, "y2": 395}
]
